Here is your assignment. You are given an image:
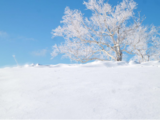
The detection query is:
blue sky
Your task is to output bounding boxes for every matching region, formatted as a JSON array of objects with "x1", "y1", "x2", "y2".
[{"x1": 0, "y1": 0, "x2": 160, "y2": 67}]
